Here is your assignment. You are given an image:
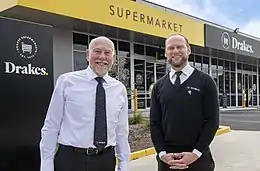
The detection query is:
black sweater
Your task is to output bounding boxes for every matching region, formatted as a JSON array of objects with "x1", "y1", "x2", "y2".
[{"x1": 150, "y1": 69, "x2": 219, "y2": 154}]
